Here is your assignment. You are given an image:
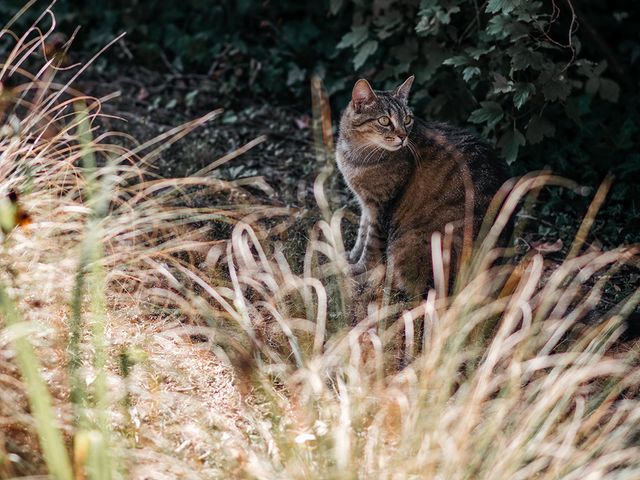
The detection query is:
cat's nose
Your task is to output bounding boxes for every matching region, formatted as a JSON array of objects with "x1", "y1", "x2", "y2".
[{"x1": 397, "y1": 133, "x2": 407, "y2": 141}]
